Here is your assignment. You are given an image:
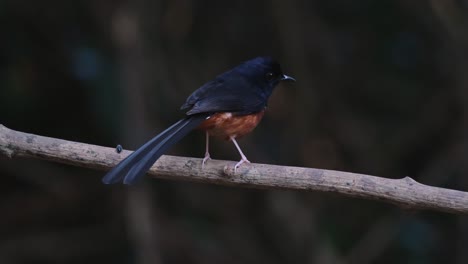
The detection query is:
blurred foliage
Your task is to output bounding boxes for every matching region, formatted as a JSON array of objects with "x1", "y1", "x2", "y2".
[{"x1": 1, "y1": 0, "x2": 467, "y2": 263}]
